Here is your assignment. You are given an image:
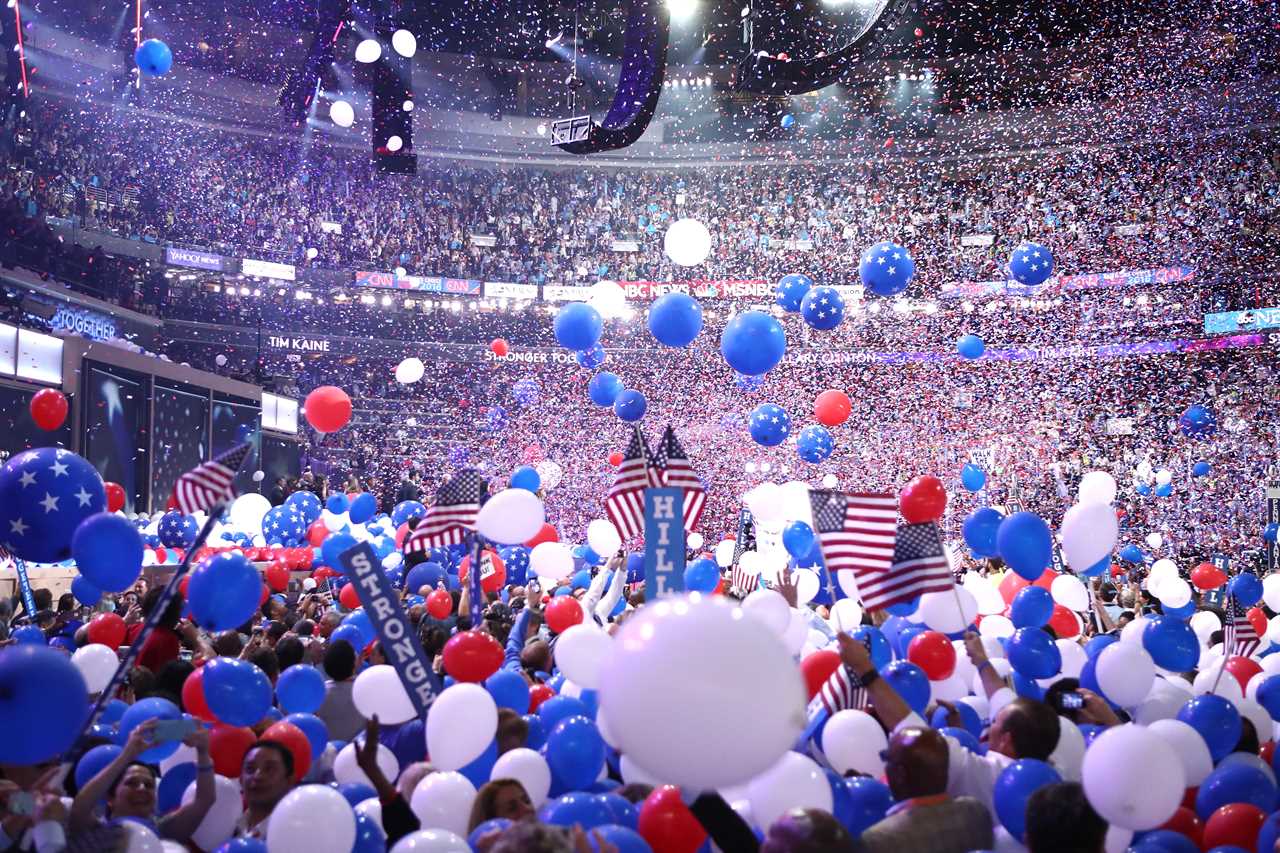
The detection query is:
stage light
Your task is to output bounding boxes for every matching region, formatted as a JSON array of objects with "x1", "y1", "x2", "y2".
[
  {"x1": 355, "y1": 39, "x2": 381, "y2": 63},
  {"x1": 666, "y1": 0, "x2": 698, "y2": 24},
  {"x1": 537, "y1": 123, "x2": 547, "y2": 135},
  {"x1": 239, "y1": 286, "x2": 250, "y2": 296},
  {"x1": 380, "y1": 295, "x2": 392, "y2": 307}
]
